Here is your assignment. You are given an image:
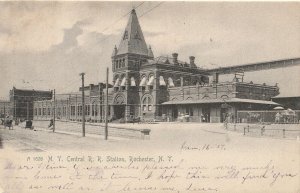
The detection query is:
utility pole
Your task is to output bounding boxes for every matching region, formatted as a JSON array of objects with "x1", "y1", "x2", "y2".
[
  {"x1": 105, "y1": 68, "x2": 109, "y2": 140},
  {"x1": 80, "y1": 73, "x2": 86, "y2": 137},
  {"x1": 53, "y1": 89, "x2": 56, "y2": 132},
  {"x1": 14, "y1": 101, "x2": 16, "y2": 121},
  {"x1": 99, "y1": 83, "x2": 102, "y2": 122},
  {"x1": 26, "y1": 101, "x2": 29, "y2": 120}
]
